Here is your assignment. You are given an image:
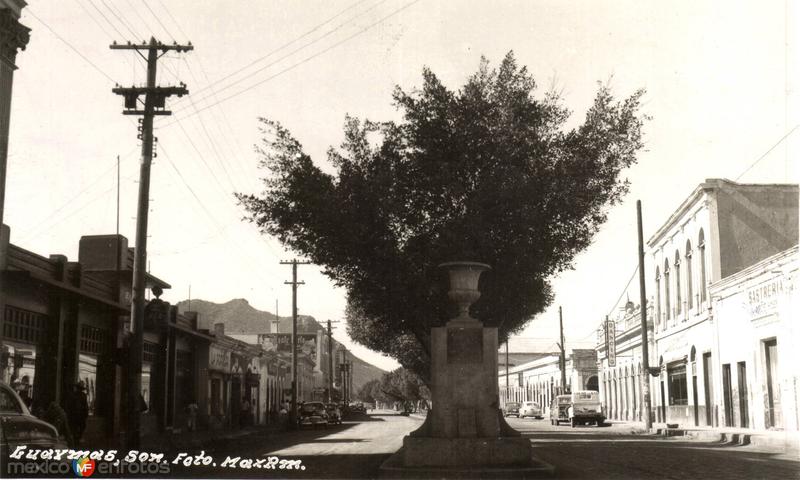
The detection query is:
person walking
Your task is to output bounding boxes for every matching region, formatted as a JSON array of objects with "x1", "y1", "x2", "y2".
[
  {"x1": 186, "y1": 401, "x2": 198, "y2": 432},
  {"x1": 66, "y1": 382, "x2": 89, "y2": 445},
  {"x1": 240, "y1": 397, "x2": 251, "y2": 427}
]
